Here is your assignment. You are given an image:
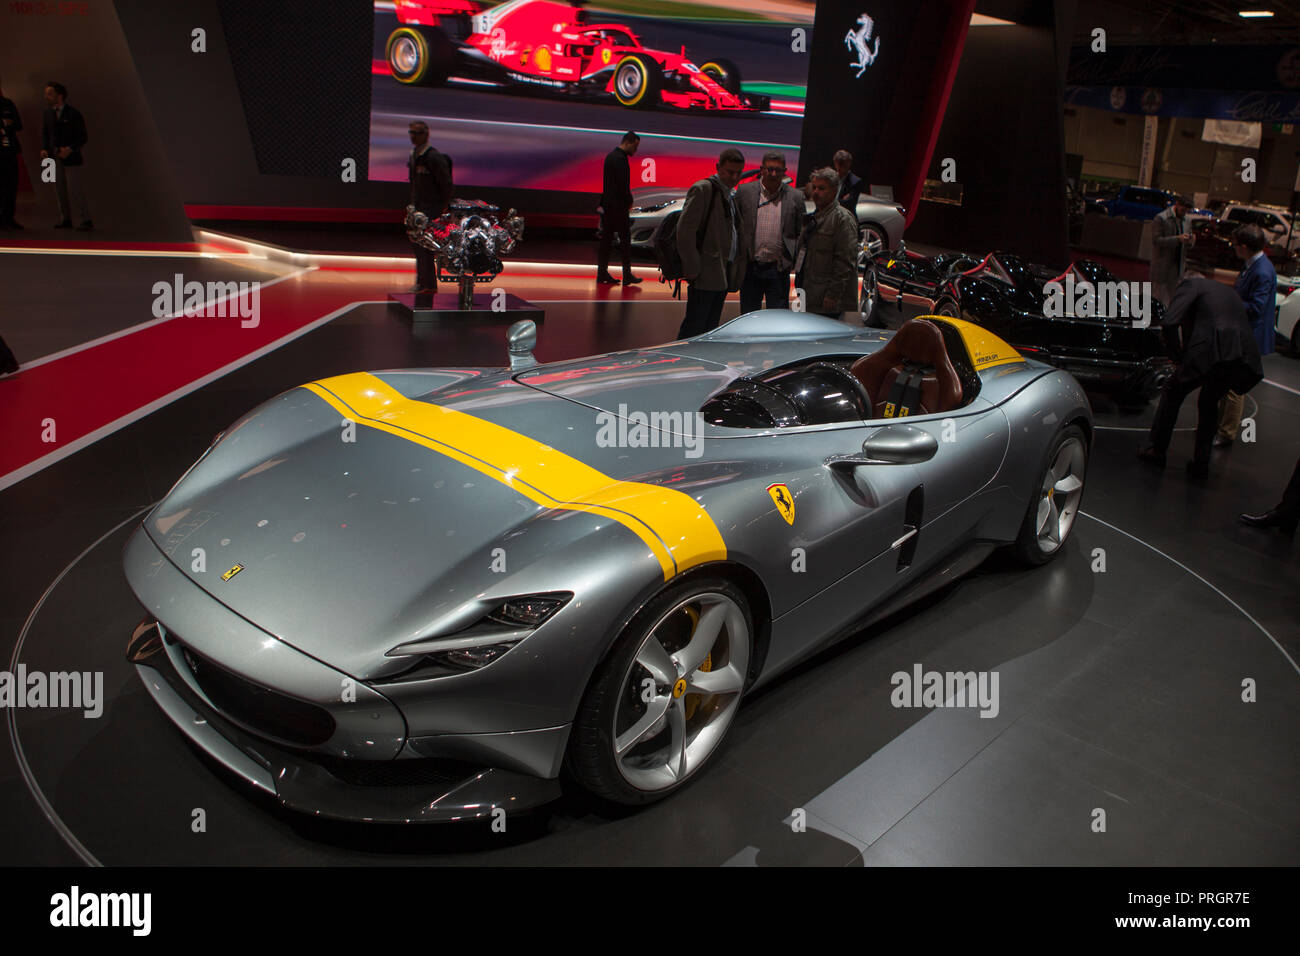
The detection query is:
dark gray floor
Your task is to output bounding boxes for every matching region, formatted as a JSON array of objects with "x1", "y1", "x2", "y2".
[{"x1": 1, "y1": 302, "x2": 1296, "y2": 866}]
